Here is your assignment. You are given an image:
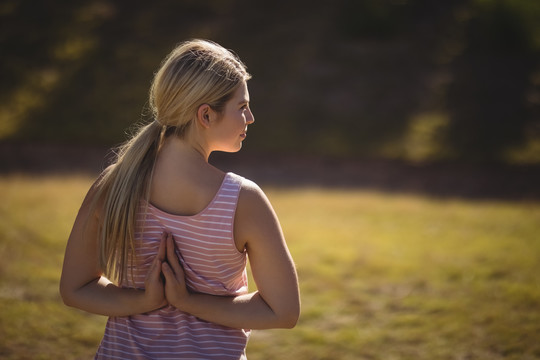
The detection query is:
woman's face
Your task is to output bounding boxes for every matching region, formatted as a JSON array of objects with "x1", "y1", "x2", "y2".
[{"x1": 209, "y1": 81, "x2": 255, "y2": 153}]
